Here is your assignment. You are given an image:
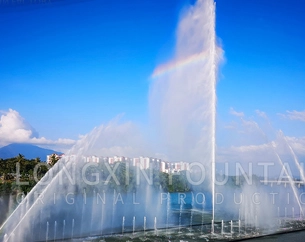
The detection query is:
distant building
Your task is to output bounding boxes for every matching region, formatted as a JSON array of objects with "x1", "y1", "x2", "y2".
[
  {"x1": 132, "y1": 157, "x2": 140, "y2": 167},
  {"x1": 85, "y1": 155, "x2": 100, "y2": 163},
  {"x1": 46, "y1": 153, "x2": 64, "y2": 165},
  {"x1": 140, "y1": 156, "x2": 150, "y2": 169},
  {"x1": 63, "y1": 154, "x2": 189, "y2": 174},
  {"x1": 160, "y1": 161, "x2": 166, "y2": 173},
  {"x1": 109, "y1": 157, "x2": 114, "y2": 164},
  {"x1": 173, "y1": 161, "x2": 189, "y2": 172}
]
